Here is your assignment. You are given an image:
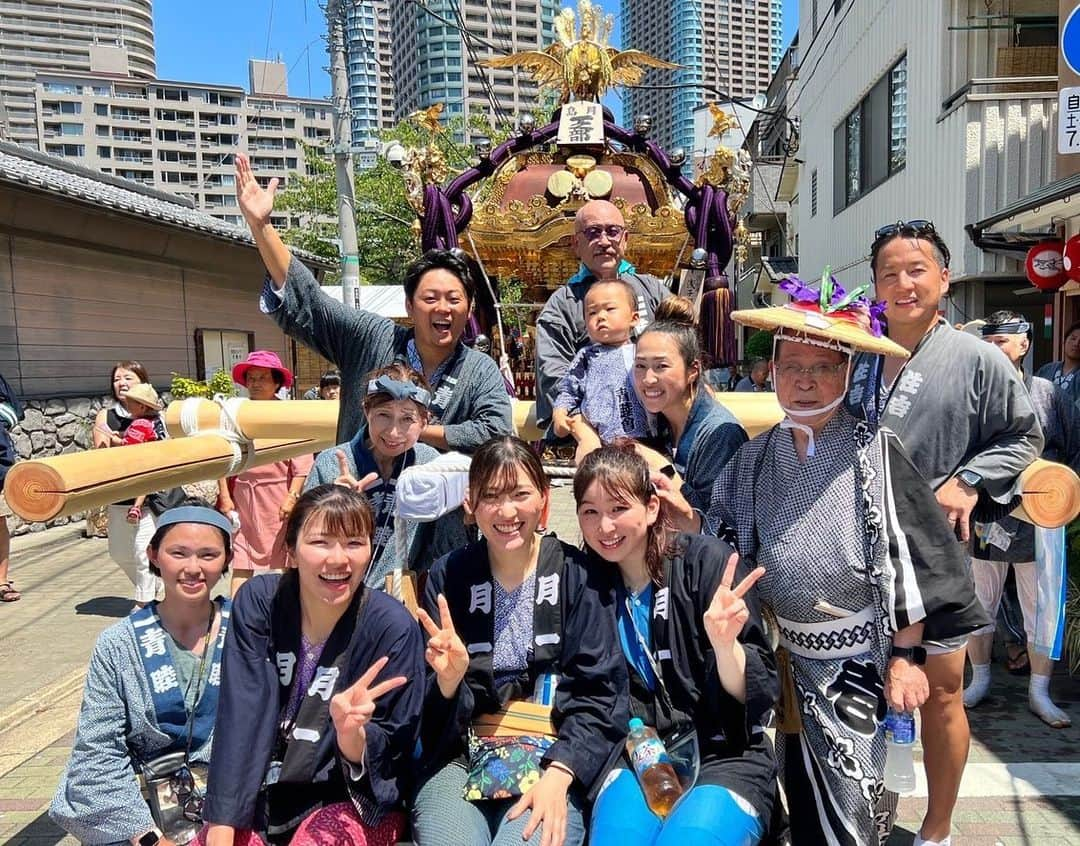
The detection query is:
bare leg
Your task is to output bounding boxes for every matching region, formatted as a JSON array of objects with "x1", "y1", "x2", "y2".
[
  {"x1": 919, "y1": 648, "x2": 969, "y2": 842},
  {"x1": 0, "y1": 517, "x2": 15, "y2": 601}
]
